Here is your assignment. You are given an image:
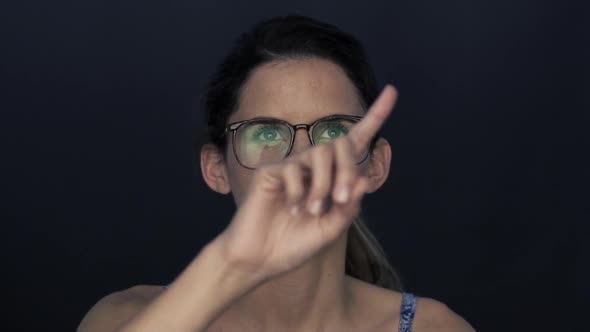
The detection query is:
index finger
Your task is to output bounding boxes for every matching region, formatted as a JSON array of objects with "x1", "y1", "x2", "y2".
[{"x1": 348, "y1": 84, "x2": 398, "y2": 154}]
